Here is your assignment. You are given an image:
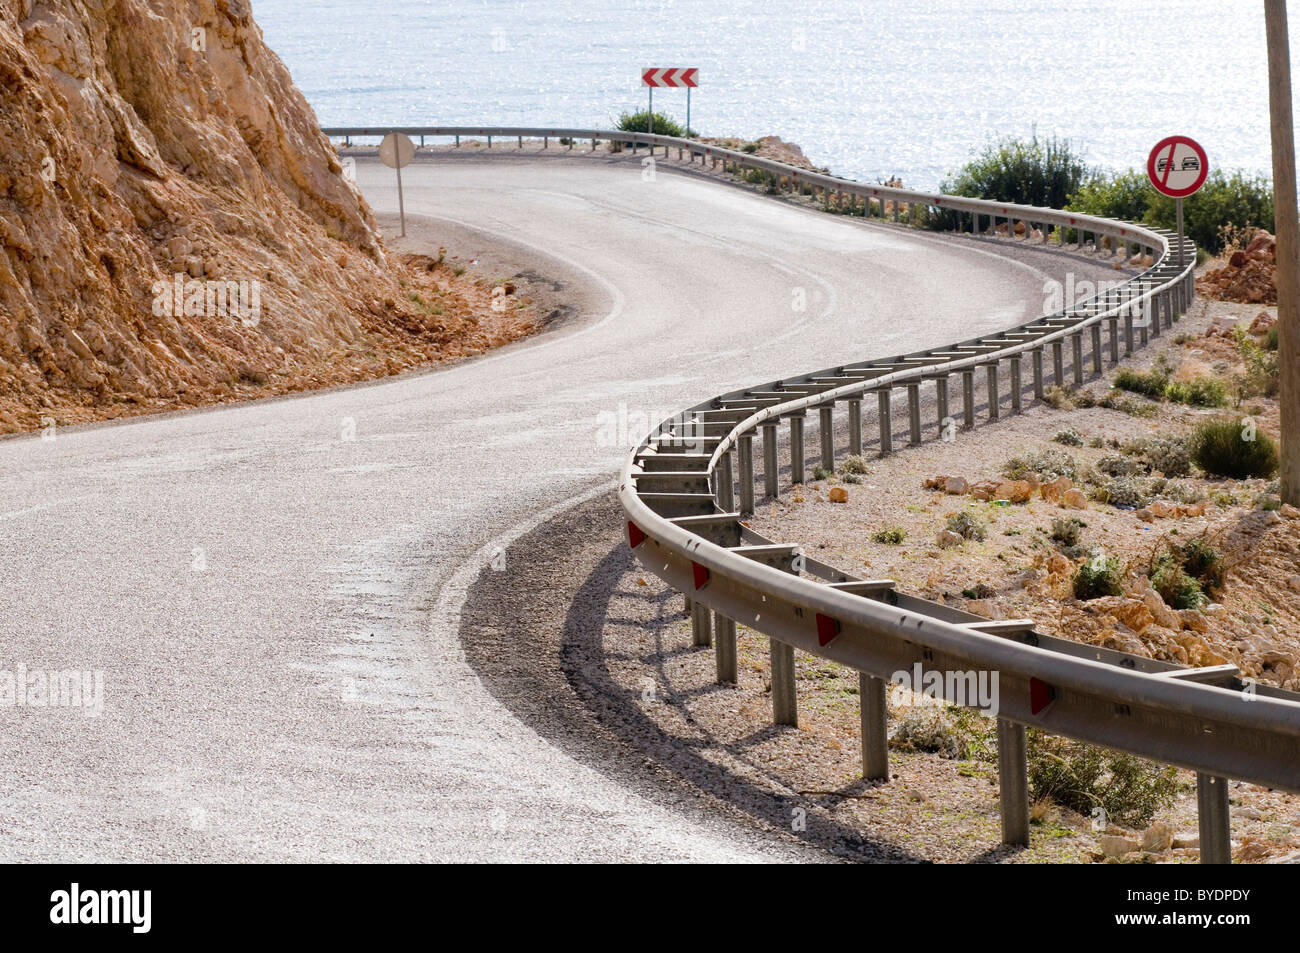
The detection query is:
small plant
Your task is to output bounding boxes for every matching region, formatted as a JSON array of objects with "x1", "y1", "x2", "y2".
[
  {"x1": 842, "y1": 473, "x2": 862, "y2": 485},
  {"x1": 1165, "y1": 376, "x2": 1229, "y2": 408},
  {"x1": 812, "y1": 466, "x2": 832, "y2": 481},
  {"x1": 872, "y1": 526, "x2": 907, "y2": 544},
  {"x1": 946, "y1": 511, "x2": 987, "y2": 542},
  {"x1": 1043, "y1": 385, "x2": 1075, "y2": 409},
  {"x1": 1176, "y1": 536, "x2": 1224, "y2": 594},
  {"x1": 1053, "y1": 429, "x2": 1084, "y2": 447},
  {"x1": 1096, "y1": 454, "x2": 1140, "y2": 478},
  {"x1": 1191, "y1": 417, "x2": 1279, "y2": 479},
  {"x1": 1235, "y1": 328, "x2": 1280, "y2": 398},
  {"x1": 1088, "y1": 436, "x2": 1105, "y2": 448},
  {"x1": 1002, "y1": 448, "x2": 1078, "y2": 482},
  {"x1": 1073, "y1": 554, "x2": 1124, "y2": 599},
  {"x1": 840, "y1": 455, "x2": 869, "y2": 475},
  {"x1": 962, "y1": 582, "x2": 996, "y2": 599},
  {"x1": 1026, "y1": 730, "x2": 1179, "y2": 828},
  {"x1": 1113, "y1": 367, "x2": 1168, "y2": 399},
  {"x1": 889, "y1": 707, "x2": 995, "y2": 760},
  {"x1": 615, "y1": 110, "x2": 695, "y2": 138},
  {"x1": 1049, "y1": 516, "x2": 1085, "y2": 547},
  {"x1": 1097, "y1": 476, "x2": 1150, "y2": 509},
  {"x1": 1150, "y1": 559, "x2": 1204, "y2": 610},
  {"x1": 741, "y1": 142, "x2": 759, "y2": 154},
  {"x1": 1120, "y1": 436, "x2": 1193, "y2": 478}
]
